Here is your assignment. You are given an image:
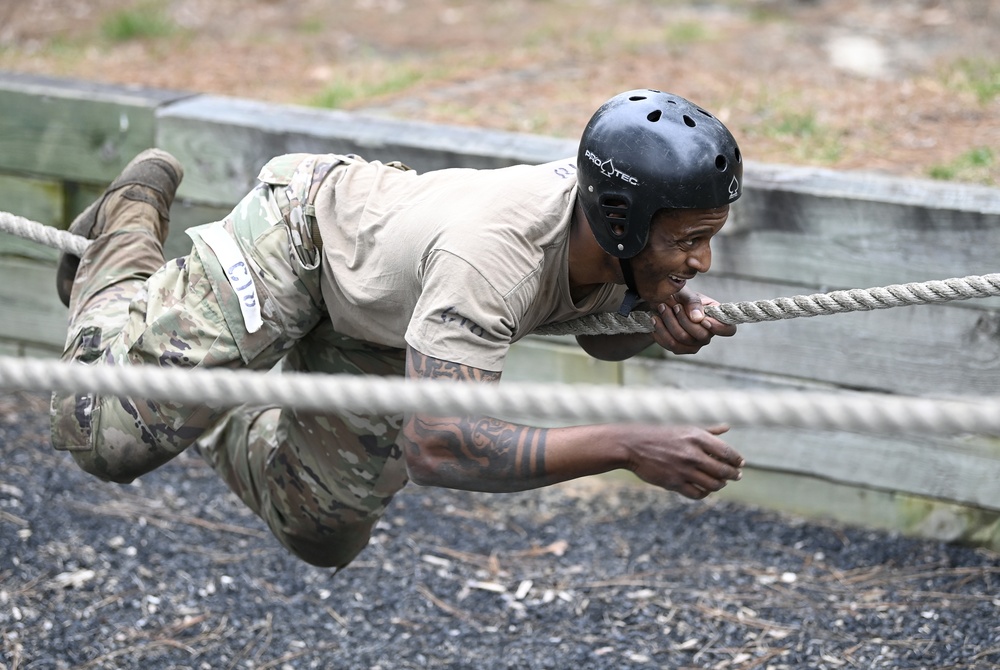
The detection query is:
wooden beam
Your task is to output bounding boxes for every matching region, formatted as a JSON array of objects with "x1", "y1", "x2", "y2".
[
  {"x1": 157, "y1": 95, "x2": 576, "y2": 206},
  {"x1": 0, "y1": 172, "x2": 65, "y2": 261},
  {"x1": 624, "y1": 356, "x2": 1000, "y2": 510},
  {"x1": 0, "y1": 257, "x2": 67, "y2": 350},
  {"x1": 720, "y1": 162, "x2": 1000, "y2": 304},
  {"x1": 0, "y1": 71, "x2": 190, "y2": 184},
  {"x1": 714, "y1": 468, "x2": 1000, "y2": 551},
  {"x1": 671, "y1": 274, "x2": 1000, "y2": 397}
]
